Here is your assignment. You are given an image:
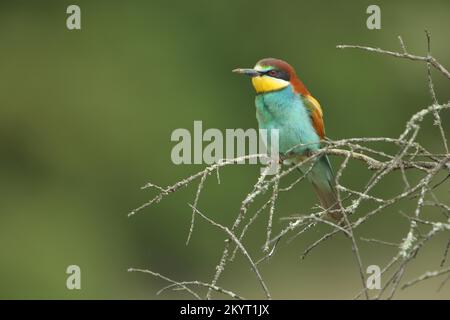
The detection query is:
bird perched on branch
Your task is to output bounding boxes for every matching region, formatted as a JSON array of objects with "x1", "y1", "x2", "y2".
[{"x1": 233, "y1": 58, "x2": 342, "y2": 222}]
